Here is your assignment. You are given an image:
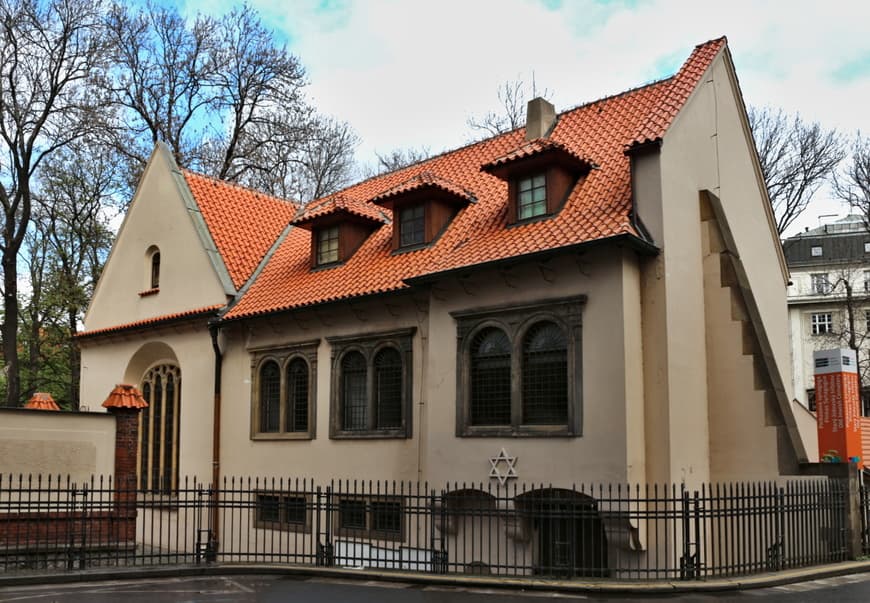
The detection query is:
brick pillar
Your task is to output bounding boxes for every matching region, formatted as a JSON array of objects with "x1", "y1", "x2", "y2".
[{"x1": 102, "y1": 384, "x2": 148, "y2": 518}]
